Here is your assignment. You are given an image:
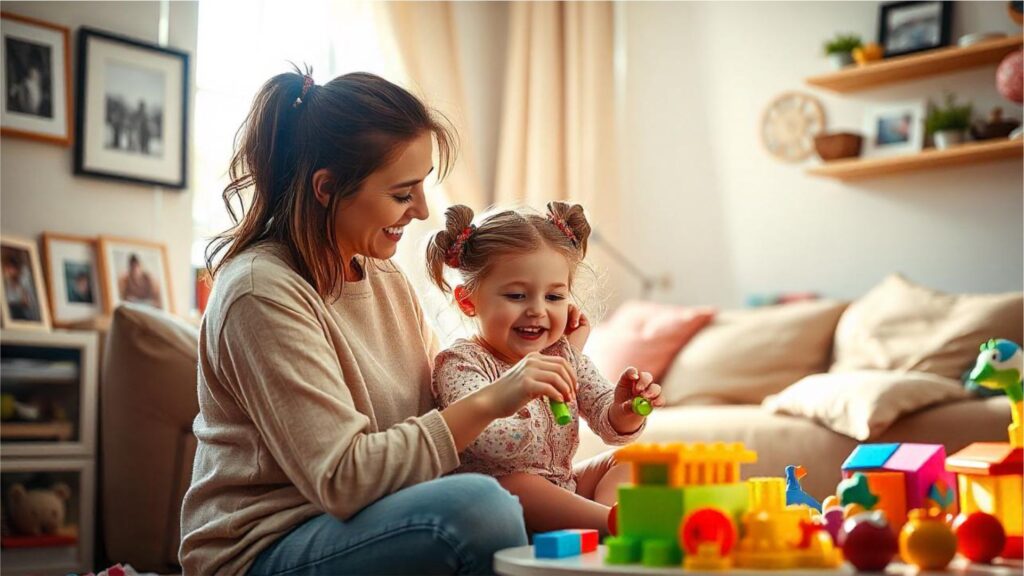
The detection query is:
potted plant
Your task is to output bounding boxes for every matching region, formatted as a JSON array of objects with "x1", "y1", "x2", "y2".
[
  {"x1": 824, "y1": 34, "x2": 862, "y2": 69},
  {"x1": 925, "y1": 93, "x2": 973, "y2": 149}
]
